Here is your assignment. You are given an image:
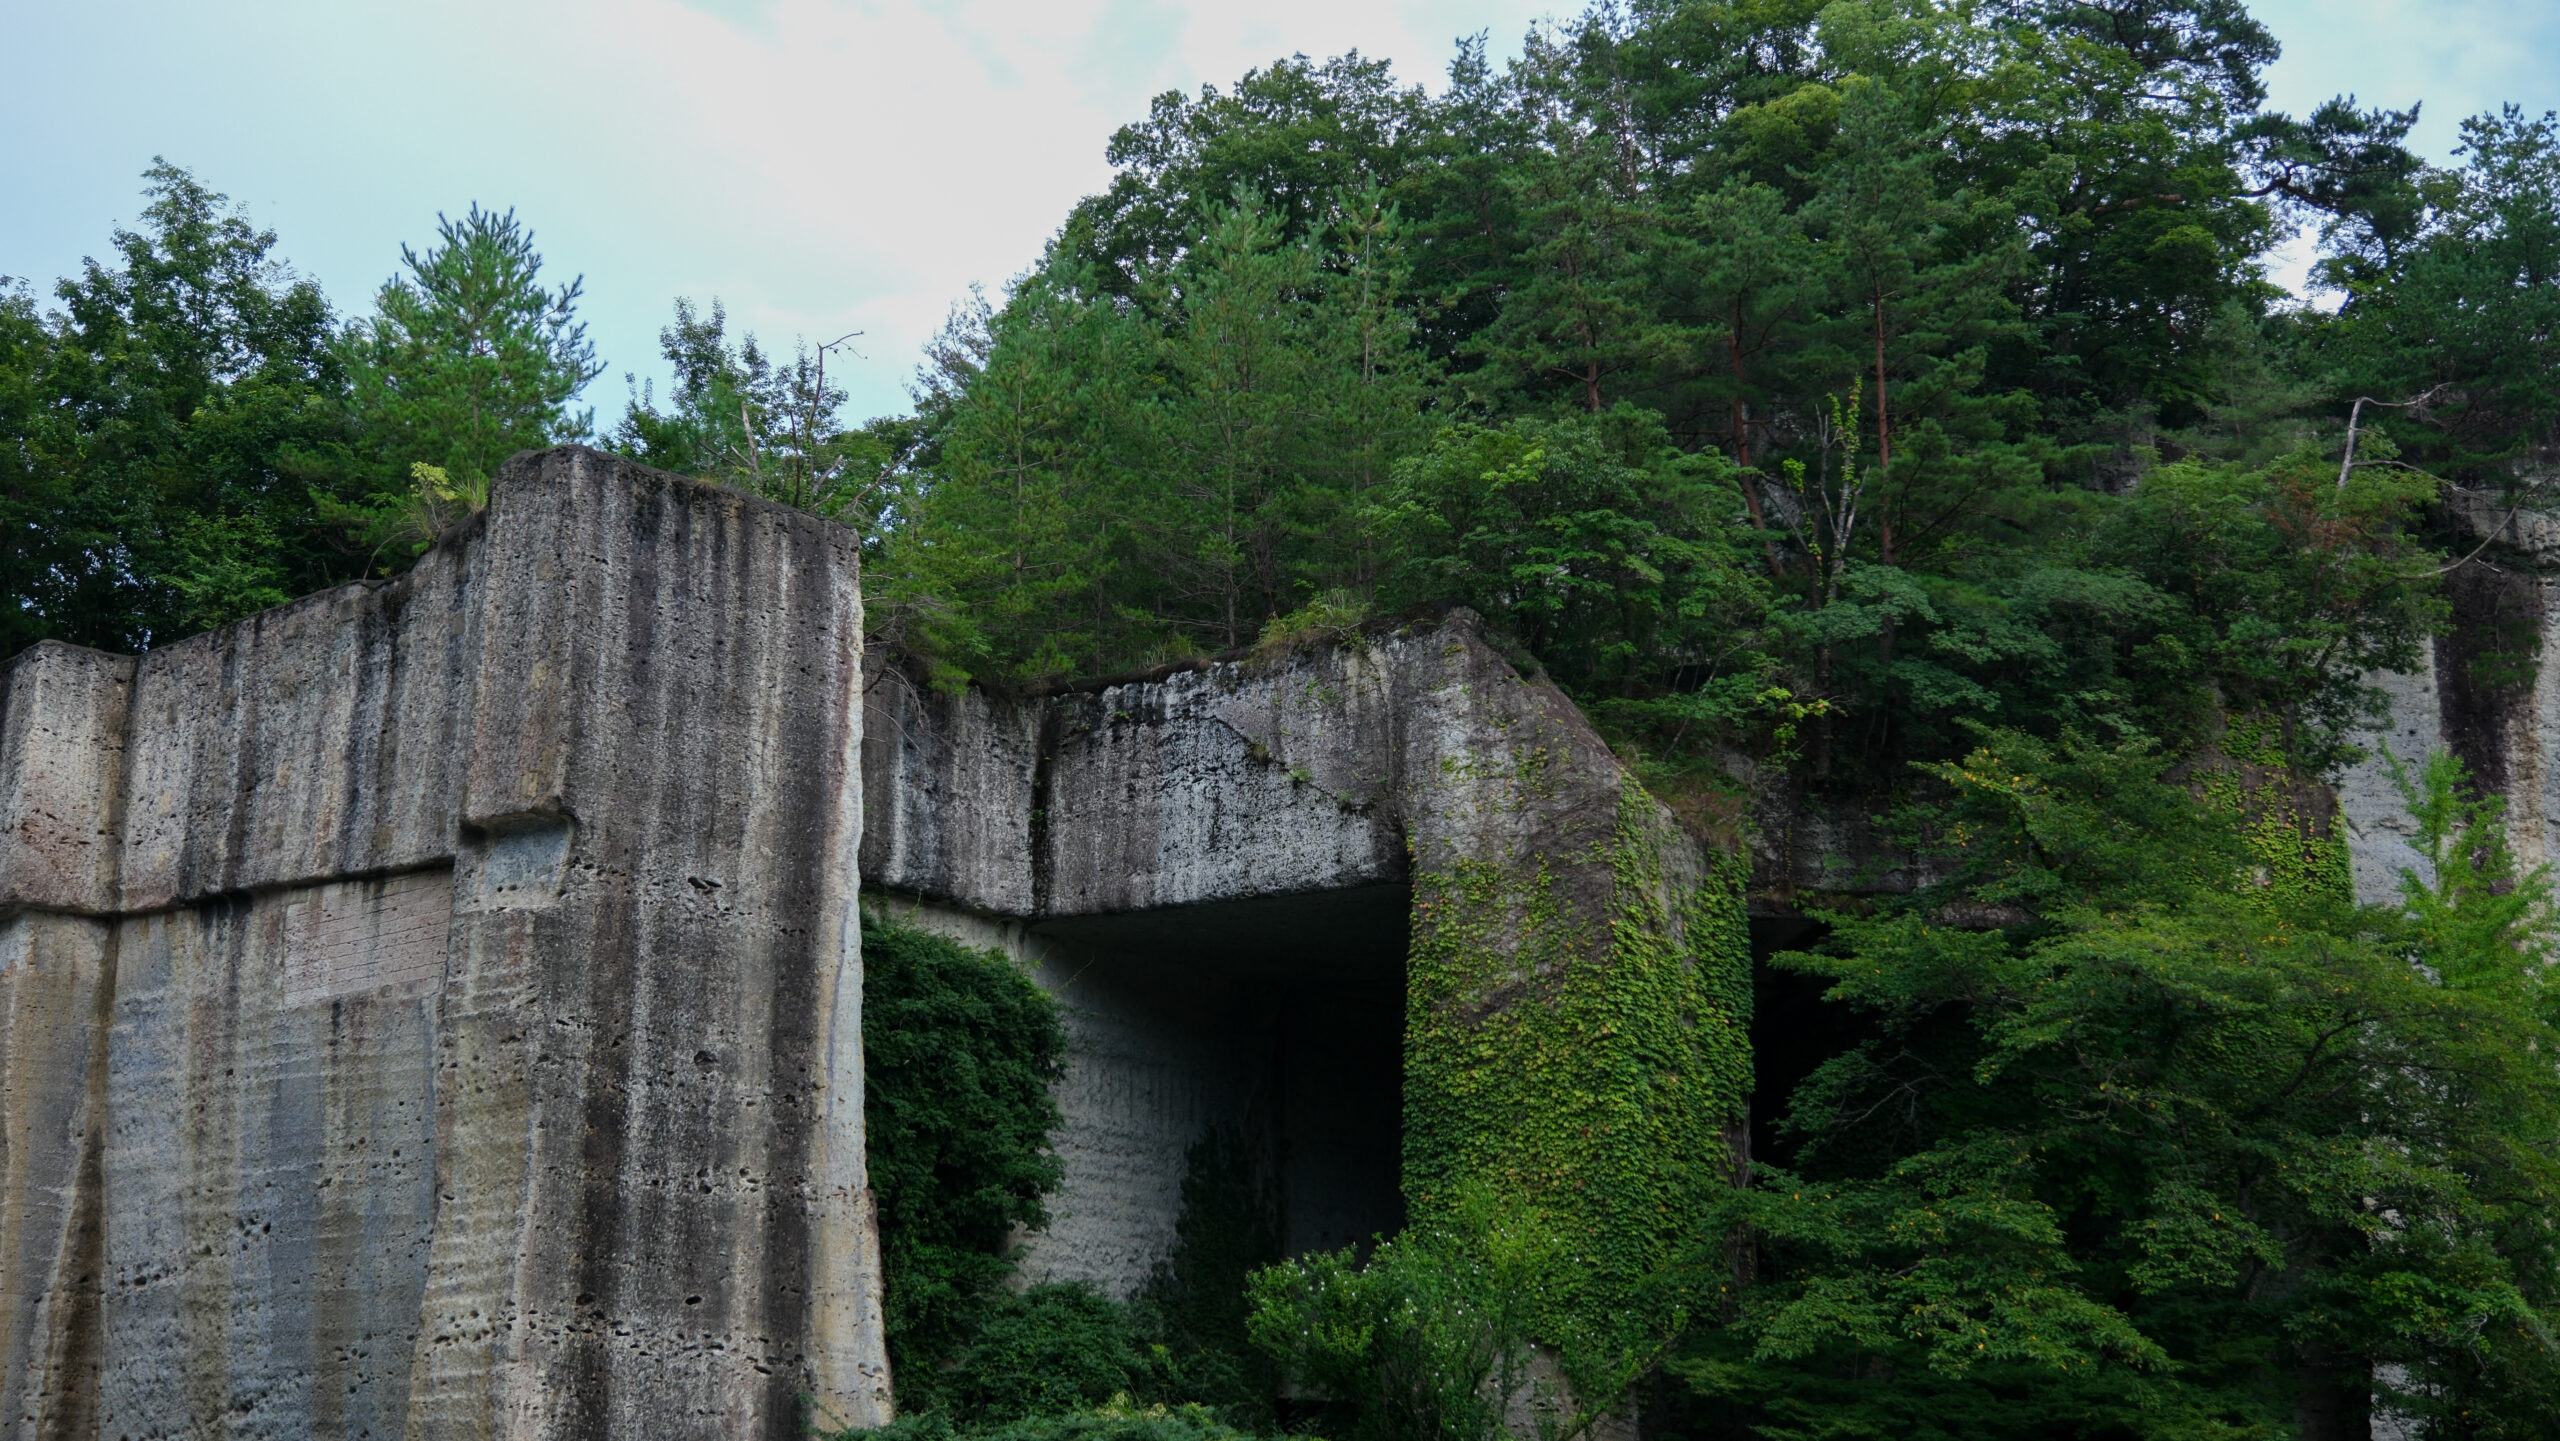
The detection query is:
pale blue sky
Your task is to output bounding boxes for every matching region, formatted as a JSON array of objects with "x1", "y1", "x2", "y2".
[{"x1": 5, "y1": 0, "x2": 2555, "y2": 423}]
